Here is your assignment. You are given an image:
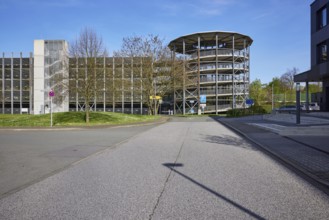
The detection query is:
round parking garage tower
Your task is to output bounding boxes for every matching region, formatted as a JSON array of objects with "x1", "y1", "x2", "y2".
[{"x1": 168, "y1": 31, "x2": 253, "y2": 114}]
